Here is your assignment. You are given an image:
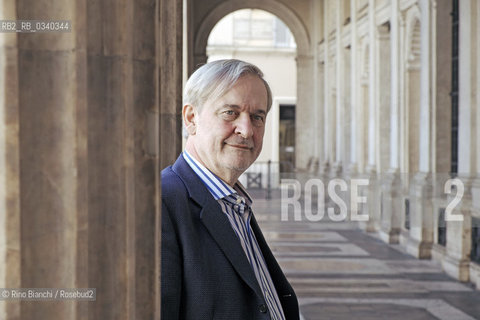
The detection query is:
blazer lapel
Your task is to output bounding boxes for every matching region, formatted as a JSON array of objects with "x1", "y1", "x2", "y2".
[
  {"x1": 250, "y1": 214, "x2": 295, "y2": 295},
  {"x1": 200, "y1": 200, "x2": 264, "y2": 298},
  {"x1": 171, "y1": 156, "x2": 264, "y2": 299}
]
